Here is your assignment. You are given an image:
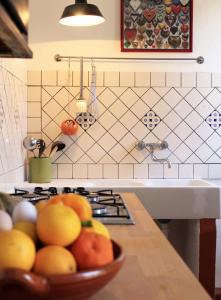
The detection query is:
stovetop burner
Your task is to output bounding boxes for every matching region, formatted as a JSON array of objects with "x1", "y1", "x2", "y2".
[{"x1": 10, "y1": 186, "x2": 135, "y2": 225}]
